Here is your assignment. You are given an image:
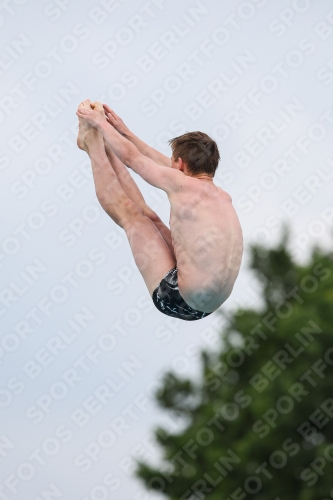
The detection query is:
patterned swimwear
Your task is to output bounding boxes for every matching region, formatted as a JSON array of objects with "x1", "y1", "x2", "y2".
[{"x1": 152, "y1": 267, "x2": 213, "y2": 321}]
